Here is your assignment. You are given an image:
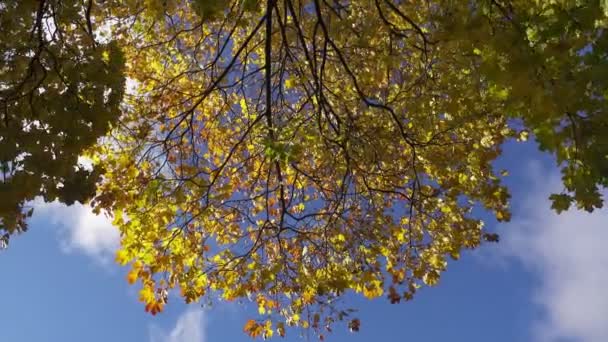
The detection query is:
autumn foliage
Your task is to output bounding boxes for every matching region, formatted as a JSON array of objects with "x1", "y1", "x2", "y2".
[{"x1": 2, "y1": 0, "x2": 608, "y2": 339}]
